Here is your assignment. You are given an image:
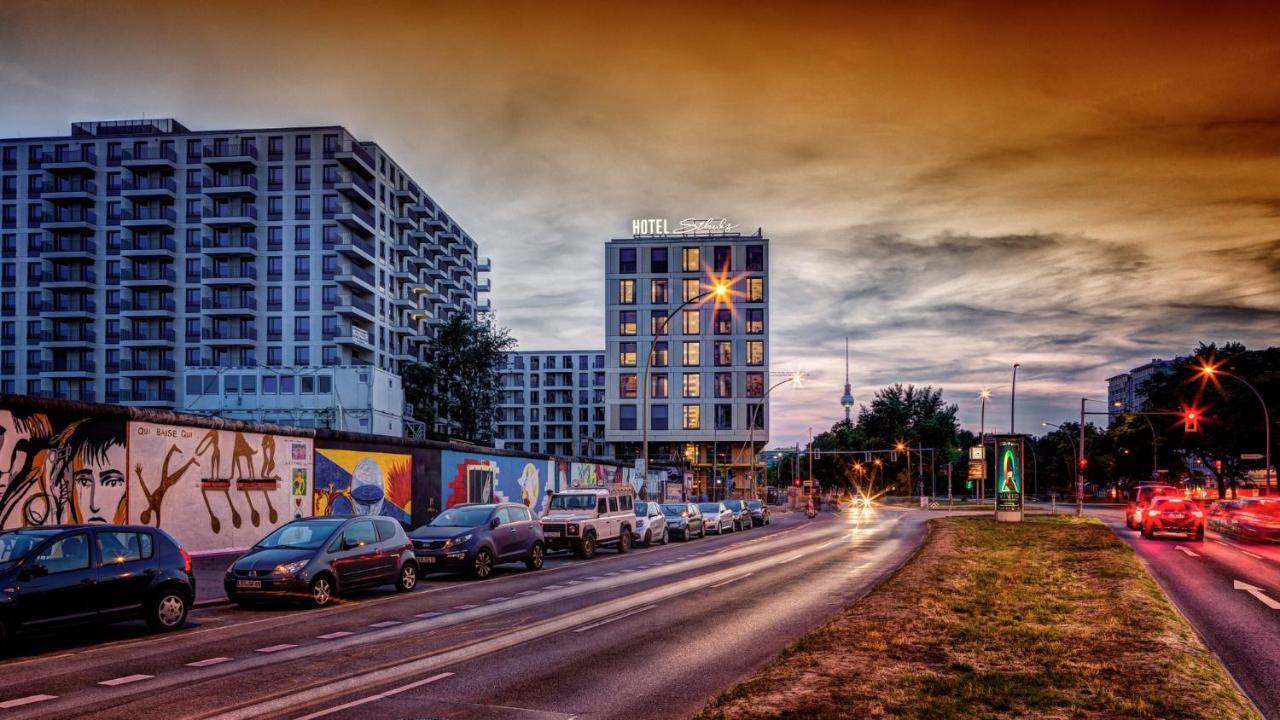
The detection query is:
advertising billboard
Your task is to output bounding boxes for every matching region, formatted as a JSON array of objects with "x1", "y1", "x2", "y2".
[{"x1": 994, "y1": 435, "x2": 1024, "y2": 521}]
